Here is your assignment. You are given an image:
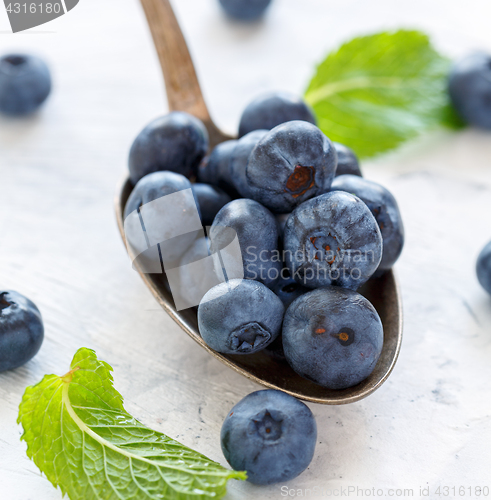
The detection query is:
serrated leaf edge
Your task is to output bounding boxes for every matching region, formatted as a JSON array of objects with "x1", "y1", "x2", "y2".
[{"x1": 18, "y1": 349, "x2": 247, "y2": 500}]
